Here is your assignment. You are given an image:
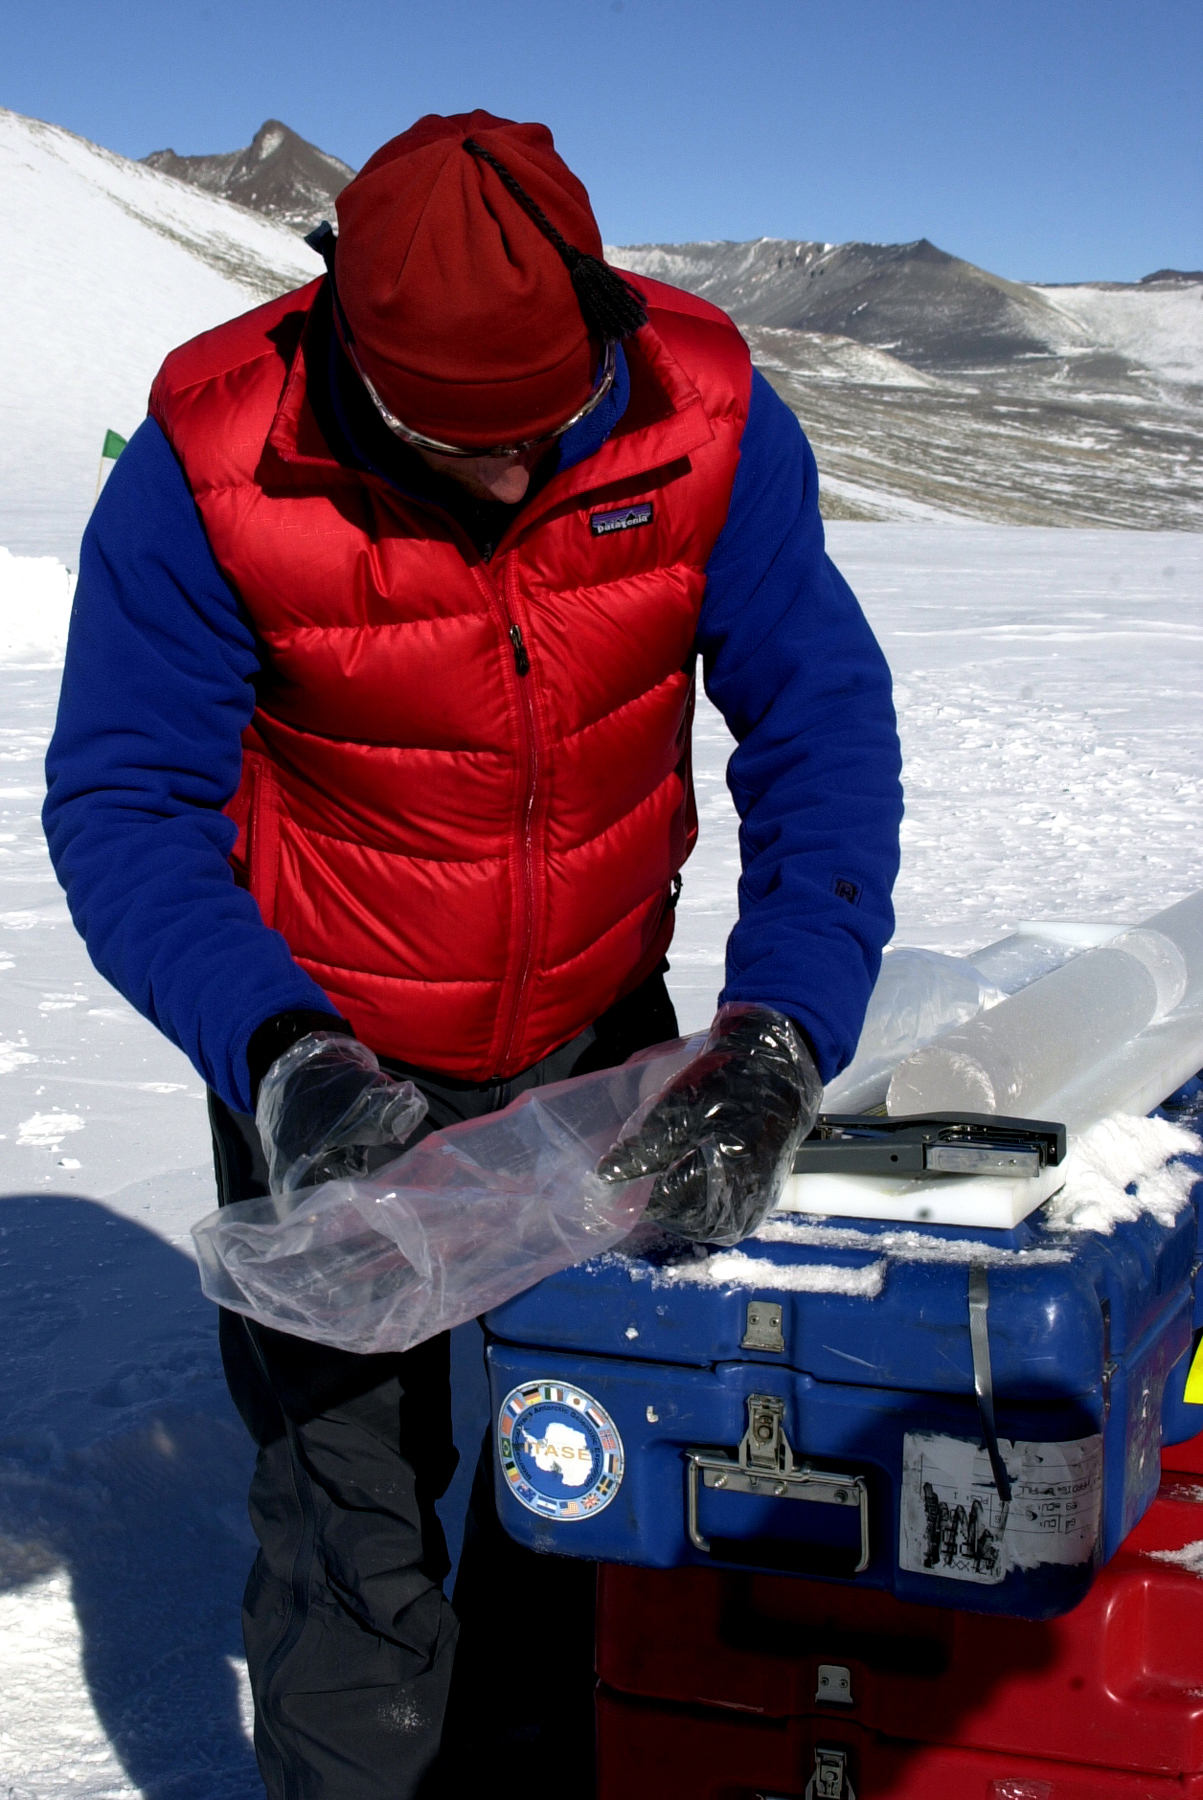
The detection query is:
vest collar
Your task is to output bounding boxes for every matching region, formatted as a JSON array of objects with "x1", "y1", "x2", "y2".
[
  {"x1": 491, "y1": 327, "x2": 715, "y2": 554},
  {"x1": 264, "y1": 281, "x2": 716, "y2": 519}
]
